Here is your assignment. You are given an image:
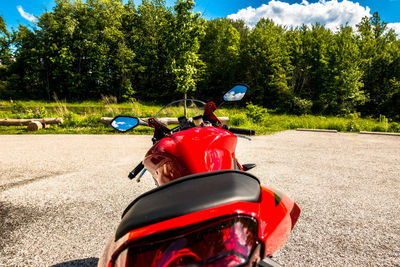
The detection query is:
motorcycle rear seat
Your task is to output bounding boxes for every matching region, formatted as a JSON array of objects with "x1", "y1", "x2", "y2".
[{"x1": 115, "y1": 170, "x2": 260, "y2": 240}]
